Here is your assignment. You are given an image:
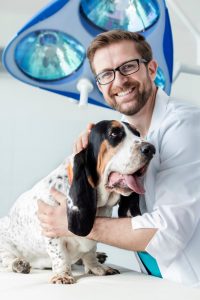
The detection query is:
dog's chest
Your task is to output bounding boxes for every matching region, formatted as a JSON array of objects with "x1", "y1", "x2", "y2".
[{"x1": 62, "y1": 237, "x2": 96, "y2": 262}]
